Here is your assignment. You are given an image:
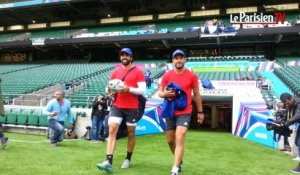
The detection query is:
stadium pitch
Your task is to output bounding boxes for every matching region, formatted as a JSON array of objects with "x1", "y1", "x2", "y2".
[{"x1": 0, "y1": 131, "x2": 296, "y2": 175}]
